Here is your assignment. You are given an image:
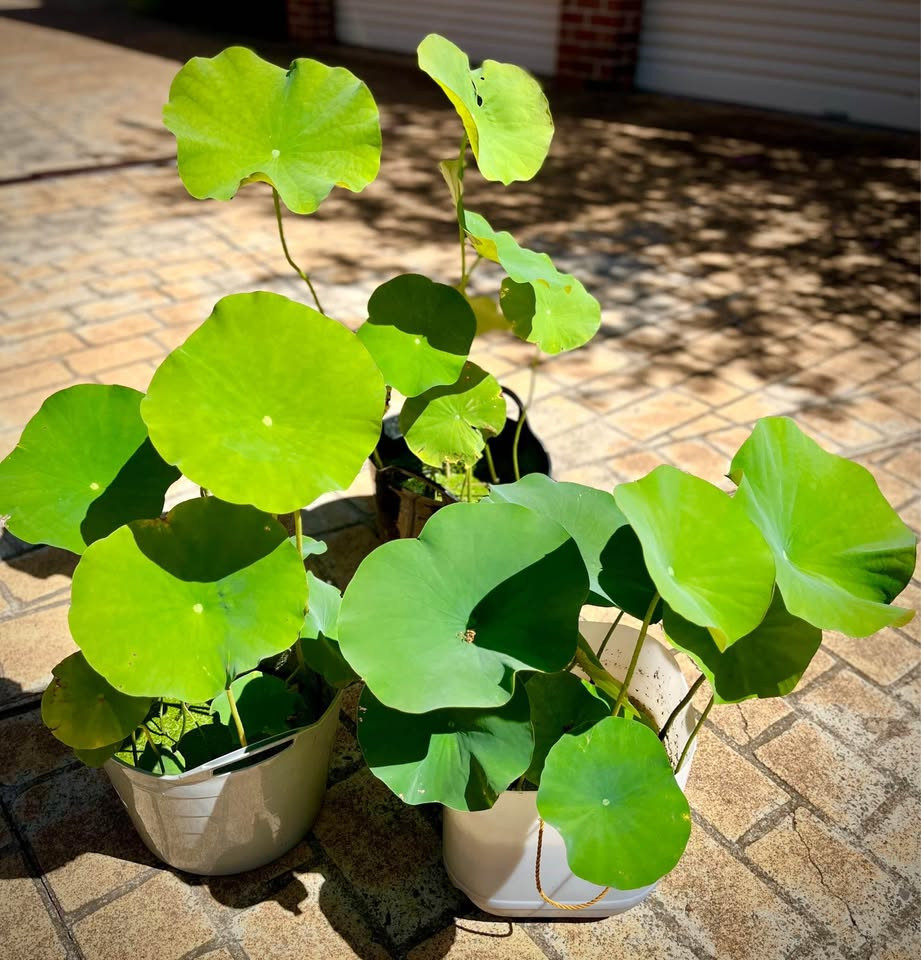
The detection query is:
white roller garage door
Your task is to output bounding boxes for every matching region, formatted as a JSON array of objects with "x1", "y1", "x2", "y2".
[
  {"x1": 636, "y1": 0, "x2": 919, "y2": 130},
  {"x1": 335, "y1": 0, "x2": 562, "y2": 76}
]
